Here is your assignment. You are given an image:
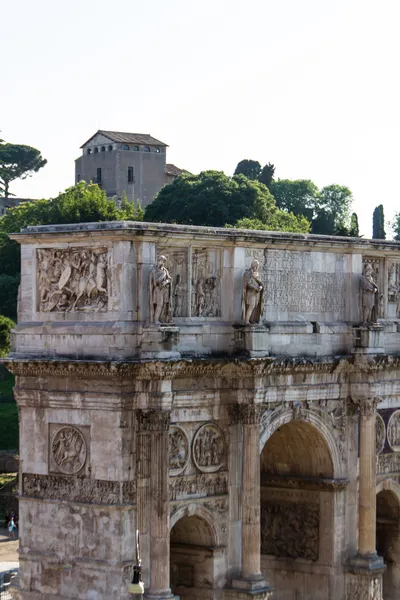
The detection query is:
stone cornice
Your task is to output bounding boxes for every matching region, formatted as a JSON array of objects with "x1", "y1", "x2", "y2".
[
  {"x1": 3, "y1": 354, "x2": 400, "y2": 381},
  {"x1": 260, "y1": 474, "x2": 350, "y2": 492}
]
